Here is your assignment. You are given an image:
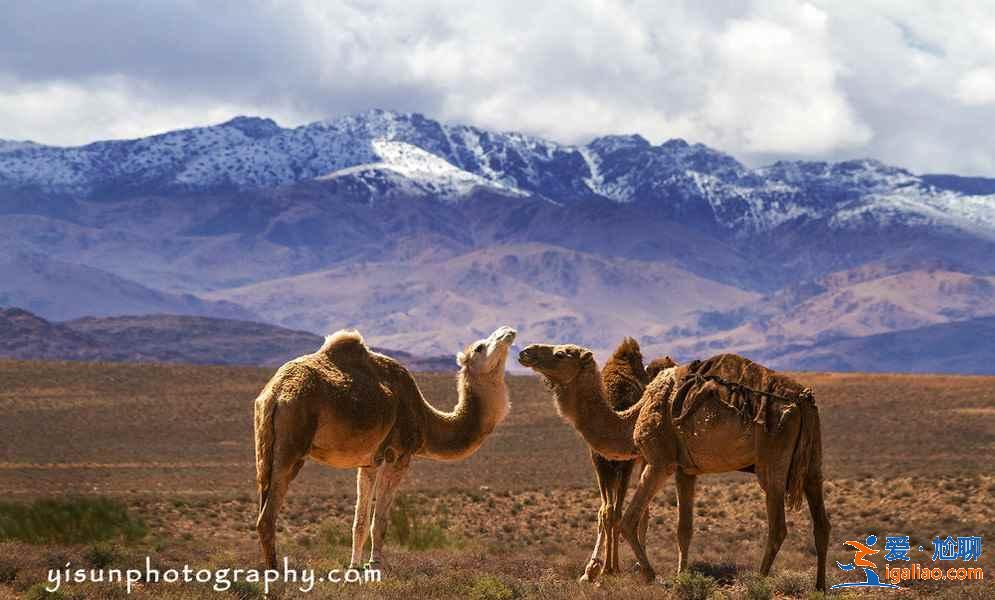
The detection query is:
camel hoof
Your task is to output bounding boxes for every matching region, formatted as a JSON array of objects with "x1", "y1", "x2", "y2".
[{"x1": 579, "y1": 558, "x2": 602, "y2": 584}]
